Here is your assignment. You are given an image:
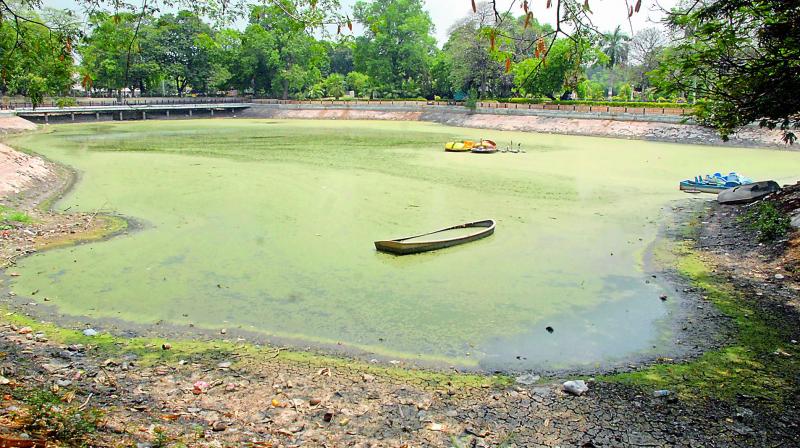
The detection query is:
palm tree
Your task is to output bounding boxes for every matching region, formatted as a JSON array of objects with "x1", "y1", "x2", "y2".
[{"x1": 602, "y1": 25, "x2": 630, "y2": 98}]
